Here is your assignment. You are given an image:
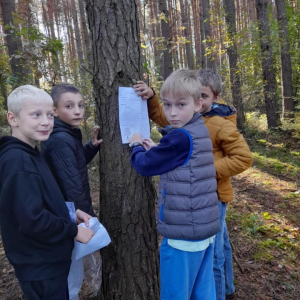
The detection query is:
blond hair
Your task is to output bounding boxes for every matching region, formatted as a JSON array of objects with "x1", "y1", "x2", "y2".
[
  {"x1": 8, "y1": 85, "x2": 53, "y2": 114},
  {"x1": 160, "y1": 69, "x2": 202, "y2": 103}
]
